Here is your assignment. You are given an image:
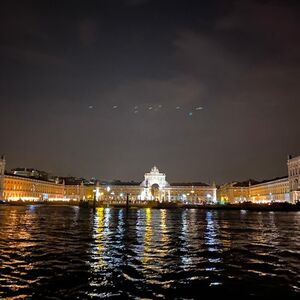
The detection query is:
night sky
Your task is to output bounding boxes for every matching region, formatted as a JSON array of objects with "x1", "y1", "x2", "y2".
[{"x1": 0, "y1": 0, "x2": 299, "y2": 184}]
